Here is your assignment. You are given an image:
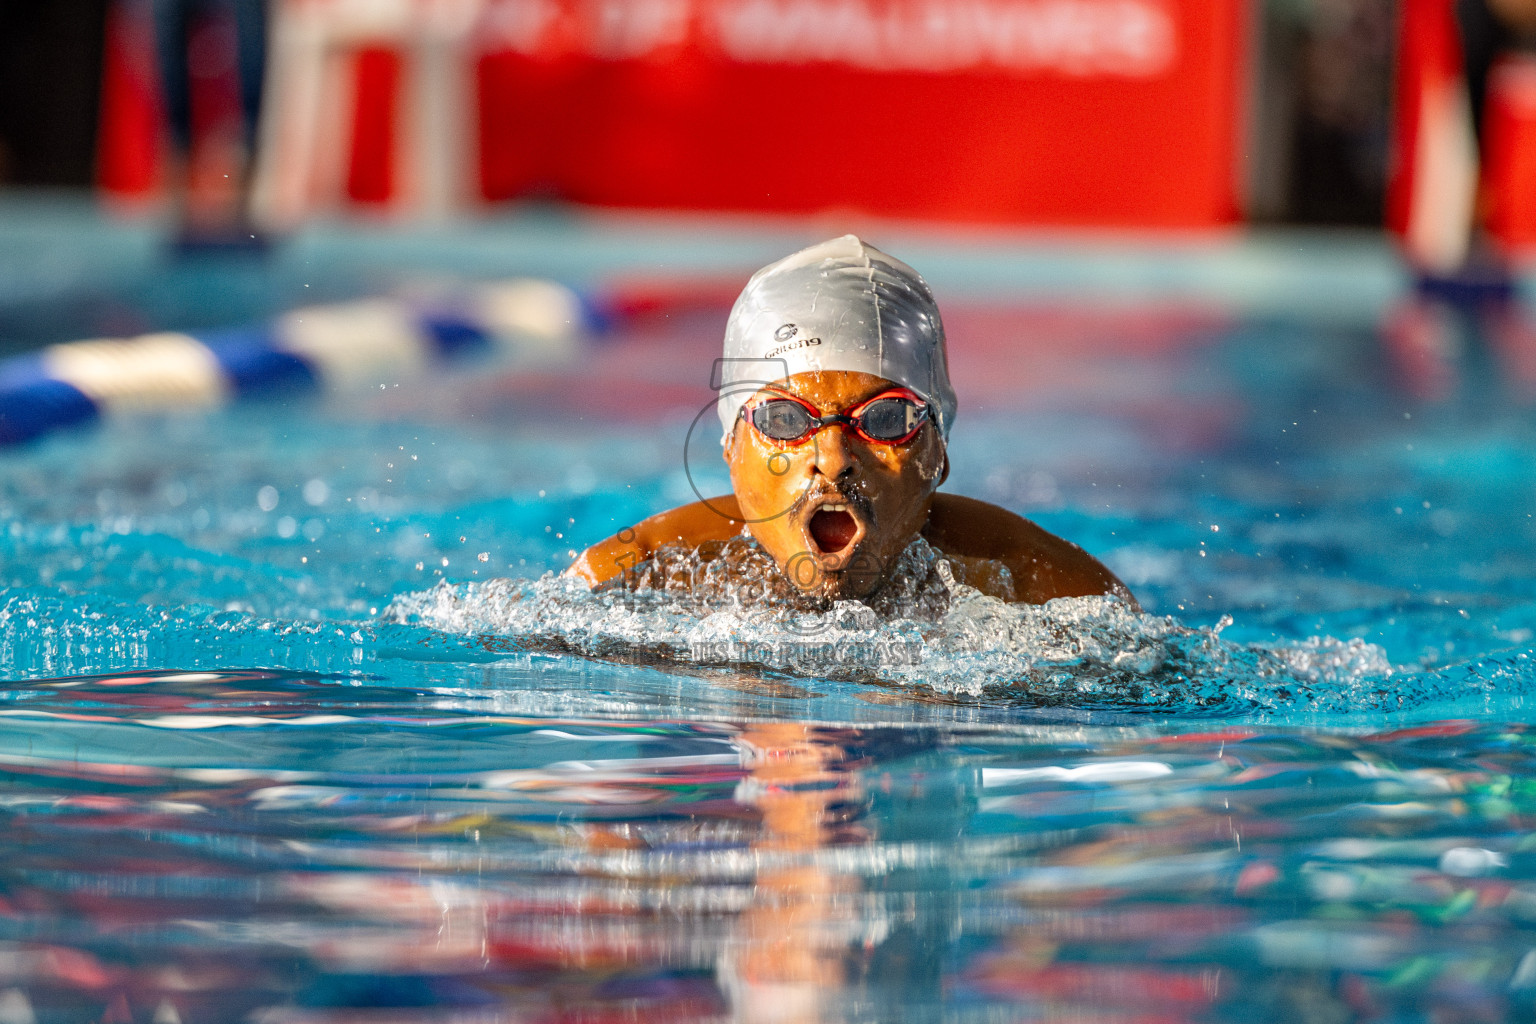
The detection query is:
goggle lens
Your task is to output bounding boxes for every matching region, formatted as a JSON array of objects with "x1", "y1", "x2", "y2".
[
  {"x1": 857, "y1": 397, "x2": 924, "y2": 440},
  {"x1": 751, "y1": 400, "x2": 816, "y2": 441},
  {"x1": 747, "y1": 395, "x2": 927, "y2": 444}
]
